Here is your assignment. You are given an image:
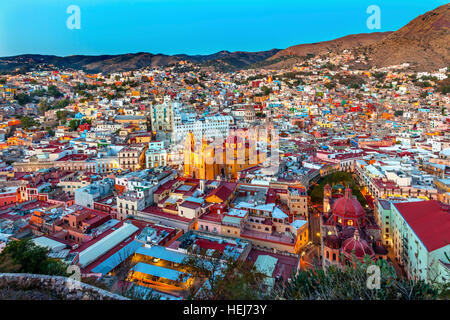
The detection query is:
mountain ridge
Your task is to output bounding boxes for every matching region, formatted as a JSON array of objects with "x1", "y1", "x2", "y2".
[{"x1": 0, "y1": 49, "x2": 282, "y2": 74}]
